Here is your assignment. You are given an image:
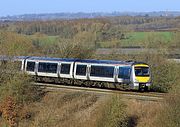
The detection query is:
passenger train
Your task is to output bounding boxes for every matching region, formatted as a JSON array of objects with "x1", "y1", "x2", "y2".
[{"x1": 0, "y1": 56, "x2": 151, "y2": 91}]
